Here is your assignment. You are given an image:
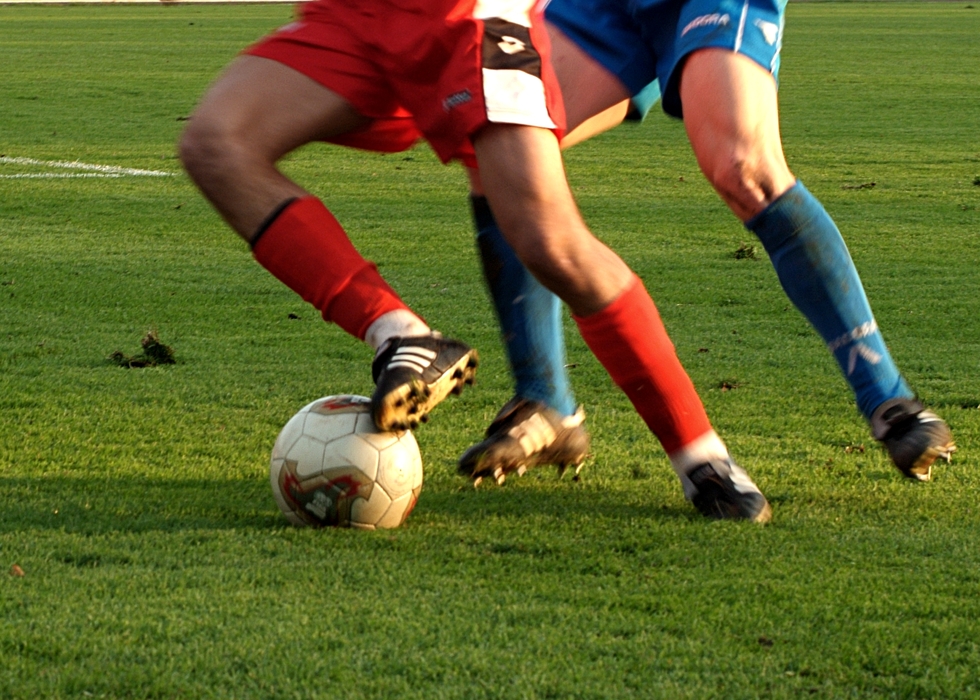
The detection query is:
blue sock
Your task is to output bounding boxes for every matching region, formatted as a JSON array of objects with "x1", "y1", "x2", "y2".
[
  {"x1": 470, "y1": 195, "x2": 577, "y2": 417},
  {"x1": 746, "y1": 181, "x2": 913, "y2": 419}
]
